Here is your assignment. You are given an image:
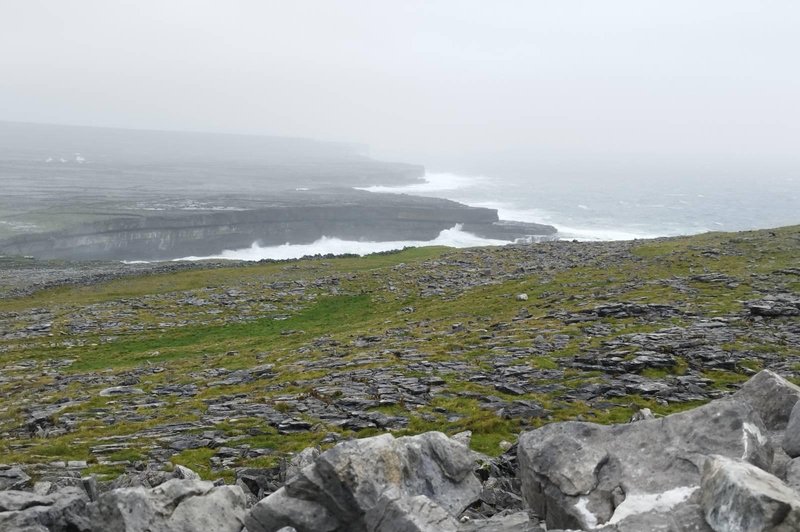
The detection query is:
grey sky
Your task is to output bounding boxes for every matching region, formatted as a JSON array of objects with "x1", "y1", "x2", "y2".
[{"x1": 1, "y1": 1, "x2": 799, "y2": 172}]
